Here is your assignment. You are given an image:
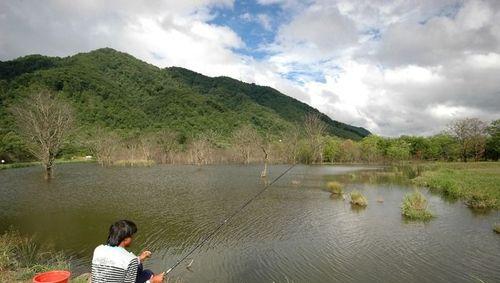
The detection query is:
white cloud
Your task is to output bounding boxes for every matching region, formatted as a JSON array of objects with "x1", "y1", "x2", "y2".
[
  {"x1": 262, "y1": 0, "x2": 500, "y2": 136},
  {"x1": 1, "y1": 0, "x2": 499, "y2": 137}
]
